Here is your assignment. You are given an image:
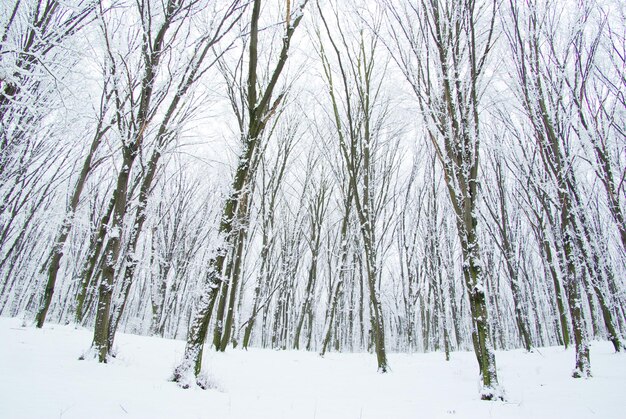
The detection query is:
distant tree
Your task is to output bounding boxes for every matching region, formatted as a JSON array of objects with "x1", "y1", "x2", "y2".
[
  {"x1": 293, "y1": 164, "x2": 330, "y2": 350},
  {"x1": 481, "y1": 146, "x2": 533, "y2": 352},
  {"x1": 316, "y1": 0, "x2": 401, "y2": 372}
]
